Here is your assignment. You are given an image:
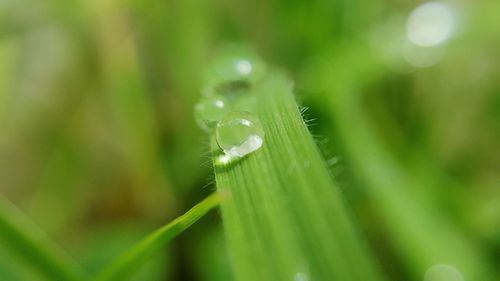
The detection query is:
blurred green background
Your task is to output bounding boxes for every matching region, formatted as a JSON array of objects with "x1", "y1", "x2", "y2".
[{"x1": 0, "y1": 0, "x2": 499, "y2": 280}]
